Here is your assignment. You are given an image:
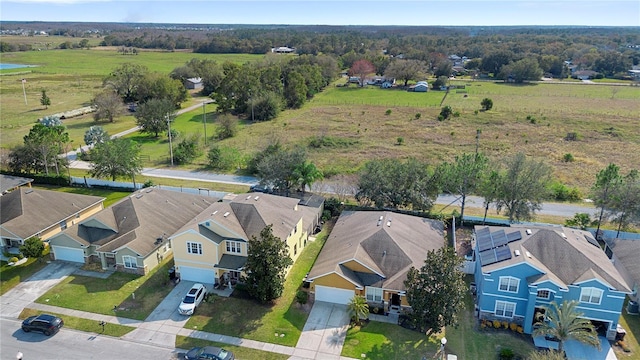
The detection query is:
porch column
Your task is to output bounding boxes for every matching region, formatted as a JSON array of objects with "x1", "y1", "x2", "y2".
[
  {"x1": 100, "y1": 252, "x2": 107, "y2": 270},
  {"x1": 523, "y1": 287, "x2": 538, "y2": 334}
]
